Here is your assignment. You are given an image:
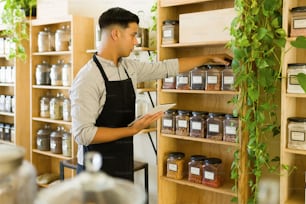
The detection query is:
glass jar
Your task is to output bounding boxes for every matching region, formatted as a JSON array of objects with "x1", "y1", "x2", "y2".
[
  {"x1": 135, "y1": 93, "x2": 149, "y2": 119},
  {"x1": 166, "y1": 152, "x2": 185, "y2": 179},
  {"x1": 290, "y1": 7, "x2": 306, "y2": 37},
  {"x1": 62, "y1": 62, "x2": 71, "y2": 86},
  {"x1": 40, "y1": 93, "x2": 51, "y2": 118},
  {"x1": 63, "y1": 97, "x2": 71, "y2": 122},
  {"x1": 0, "y1": 123, "x2": 4, "y2": 140},
  {"x1": 11, "y1": 96, "x2": 15, "y2": 113},
  {"x1": 0, "y1": 94, "x2": 5, "y2": 111},
  {"x1": 190, "y1": 111, "x2": 206, "y2": 138},
  {"x1": 176, "y1": 72, "x2": 190, "y2": 90},
  {"x1": 287, "y1": 63, "x2": 306, "y2": 93},
  {"x1": 190, "y1": 66, "x2": 206, "y2": 90},
  {"x1": 35, "y1": 60, "x2": 51, "y2": 85},
  {"x1": 205, "y1": 65, "x2": 223, "y2": 91},
  {"x1": 206, "y1": 113, "x2": 224, "y2": 140},
  {"x1": 36, "y1": 124, "x2": 52, "y2": 151},
  {"x1": 50, "y1": 93, "x2": 64, "y2": 120},
  {"x1": 62, "y1": 129, "x2": 72, "y2": 157},
  {"x1": 4, "y1": 124, "x2": 11, "y2": 141},
  {"x1": 161, "y1": 109, "x2": 177, "y2": 134},
  {"x1": 5, "y1": 66, "x2": 13, "y2": 83},
  {"x1": 175, "y1": 110, "x2": 190, "y2": 136},
  {"x1": 4, "y1": 95, "x2": 12, "y2": 112},
  {"x1": 38, "y1": 27, "x2": 54, "y2": 52},
  {"x1": 188, "y1": 155, "x2": 206, "y2": 184},
  {"x1": 221, "y1": 65, "x2": 235, "y2": 91},
  {"x1": 55, "y1": 26, "x2": 70, "y2": 51},
  {"x1": 162, "y1": 76, "x2": 176, "y2": 89},
  {"x1": 288, "y1": 117, "x2": 306, "y2": 150},
  {"x1": 202, "y1": 157, "x2": 224, "y2": 188},
  {"x1": 162, "y1": 20, "x2": 179, "y2": 44},
  {"x1": 50, "y1": 60, "x2": 64, "y2": 86},
  {"x1": 10, "y1": 125, "x2": 15, "y2": 143},
  {"x1": 50, "y1": 126, "x2": 64, "y2": 154},
  {"x1": 0, "y1": 66, "x2": 5, "y2": 83},
  {"x1": 223, "y1": 114, "x2": 239, "y2": 143}
]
